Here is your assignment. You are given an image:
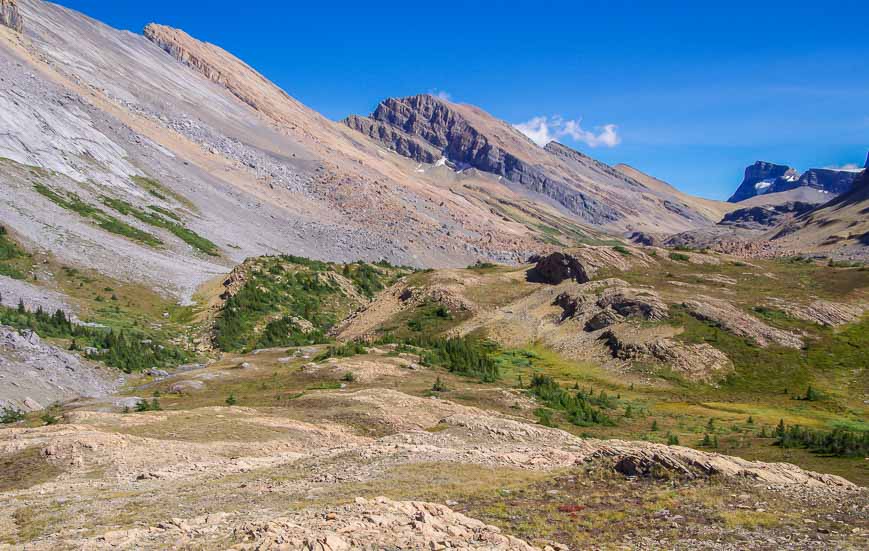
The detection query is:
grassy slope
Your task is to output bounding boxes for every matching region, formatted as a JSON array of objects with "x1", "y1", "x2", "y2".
[
  {"x1": 213, "y1": 256, "x2": 411, "y2": 352},
  {"x1": 0, "y1": 231, "x2": 201, "y2": 373},
  {"x1": 339, "y1": 255, "x2": 869, "y2": 483}
]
